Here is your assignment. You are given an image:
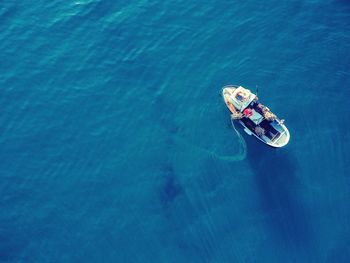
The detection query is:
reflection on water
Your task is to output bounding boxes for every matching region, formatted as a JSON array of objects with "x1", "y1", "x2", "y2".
[{"x1": 245, "y1": 136, "x2": 316, "y2": 259}]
